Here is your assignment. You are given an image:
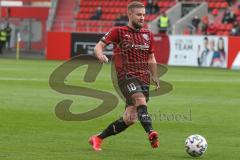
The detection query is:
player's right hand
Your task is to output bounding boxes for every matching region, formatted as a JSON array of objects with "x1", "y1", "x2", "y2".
[{"x1": 97, "y1": 55, "x2": 109, "y2": 63}]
